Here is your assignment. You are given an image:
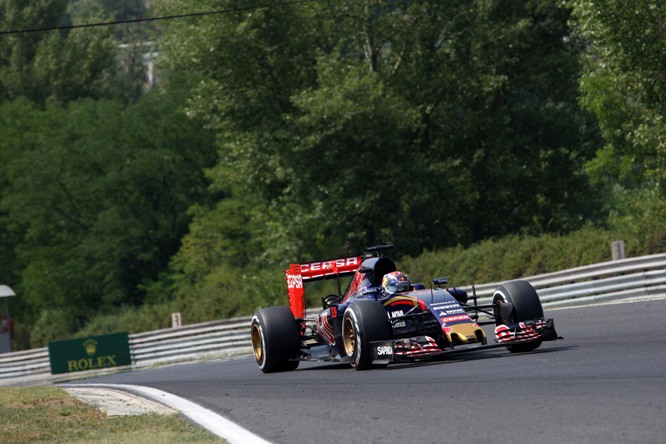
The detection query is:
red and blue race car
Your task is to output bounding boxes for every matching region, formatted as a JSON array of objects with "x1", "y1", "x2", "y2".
[{"x1": 251, "y1": 245, "x2": 560, "y2": 372}]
